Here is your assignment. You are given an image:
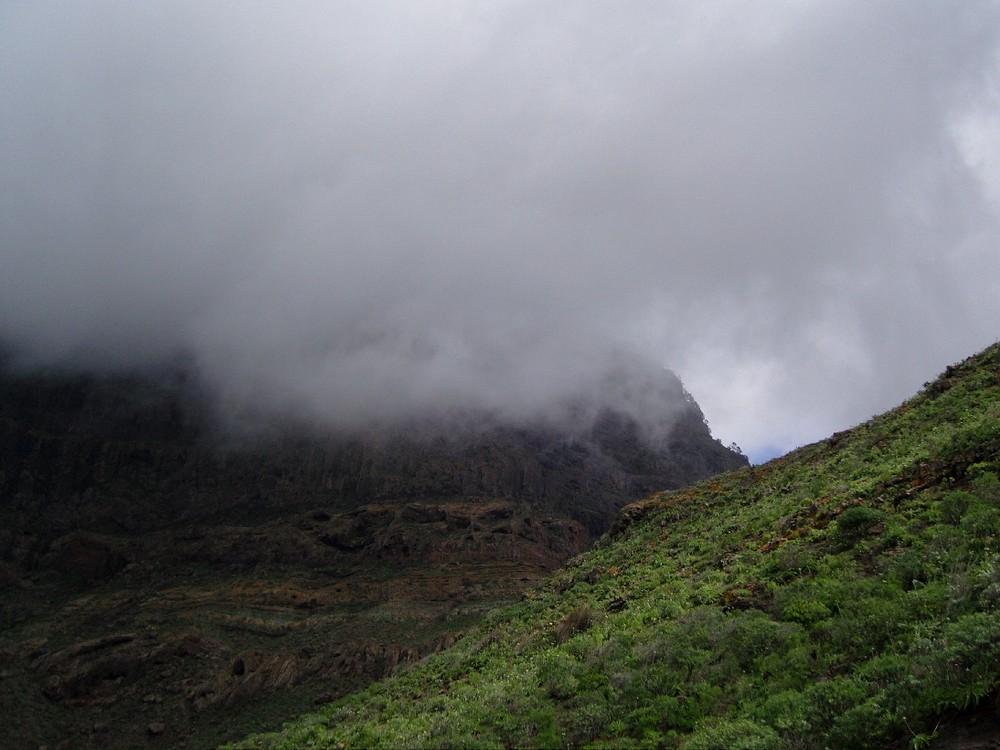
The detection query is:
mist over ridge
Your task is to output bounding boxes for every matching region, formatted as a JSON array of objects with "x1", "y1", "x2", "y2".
[
  {"x1": 3, "y1": 2, "x2": 999, "y2": 460},
  {"x1": 191, "y1": 340, "x2": 706, "y2": 450}
]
